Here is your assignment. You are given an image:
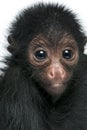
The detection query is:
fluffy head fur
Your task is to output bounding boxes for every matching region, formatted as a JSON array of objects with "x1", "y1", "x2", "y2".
[{"x1": 8, "y1": 3, "x2": 85, "y2": 53}]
